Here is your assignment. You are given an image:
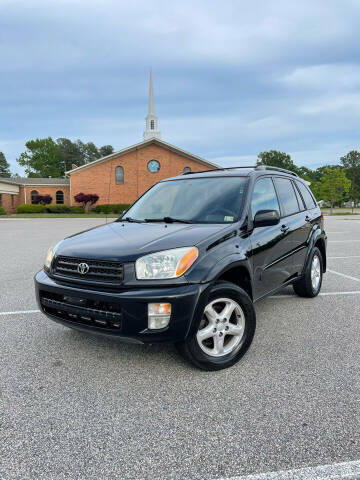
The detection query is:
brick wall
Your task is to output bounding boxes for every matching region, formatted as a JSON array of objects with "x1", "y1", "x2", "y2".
[
  {"x1": 0, "y1": 193, "x2": 18, "y2": 213},
  {"x1": 1, "y1": 186, "x2": 71, "y2": 213},
  {"x1": 21, "y1": 186, "x2": 70, "y2": 205},
  {"x1": 70, "y1": 144, "x2": 212, "y2": 206}
]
